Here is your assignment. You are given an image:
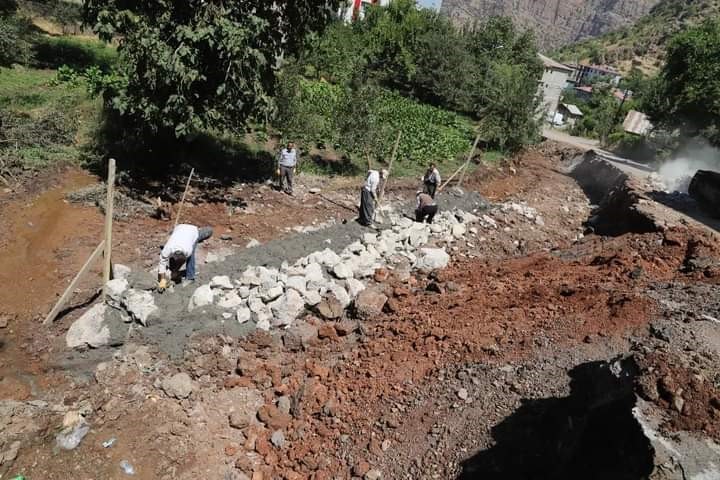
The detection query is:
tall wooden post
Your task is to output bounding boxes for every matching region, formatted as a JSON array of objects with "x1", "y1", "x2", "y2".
[
  {"x1": 457, "y1": 134, "x2": 481, "y2": 188},
  {"x1": 102, "y1": 158, "x2": 116, "y2": 301},
  {"x1": 174, "y1": 168, "x2": 195, "y2": 229}
]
